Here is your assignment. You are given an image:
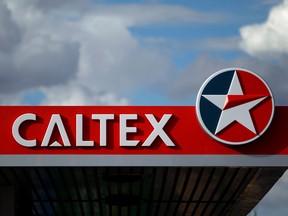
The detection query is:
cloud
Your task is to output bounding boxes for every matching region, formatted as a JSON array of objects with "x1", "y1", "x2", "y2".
[
  {"x1": 2, "y1": 0, "x2": 225, "y2": 105},
  {"x1": 170, "y1": 56, "x2": 227, "y2": 100},
  {"x1": 1, "y1": 0, "x2": 188, "y2": 104},
  {"x1": 240, "y1": 0, "x2": 288, "y2": 58},
  {"x1": 170, "y1": 55, "x2": 288, "y2": 105},
  {"x1": 0, "y1": 35, "x2": 79, "y2": 94},
  {"x1": 74, "y1": 13, "x2": 174, "y2": 94},
  {"x1": 250, "y1": 170, "x2": 288, "y2": 216},
  {"x1": 142, "y1": 36, "x2": 240, "y2": 53},
  {"x1": 0, "y1": 0, "x2": 80, "y2": 95},
  {"x1": 86, "y1": 4, "x2": 225, "y2": 26},
  {"x1": 11, "y1": 0, "x2": 225, "y2": 26},
  {"x1": 238, "y1": 0, "x2": 288, "y2": 104},
  {"x1": 40, "y1": 83, "x2": 128, "y2": 105},
  {"x1": 0, "y1": 1, "x2": 21, "y2": 52},
  {"x1": 171, "y1": 0, "x2": 288, "y2": 105}
]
